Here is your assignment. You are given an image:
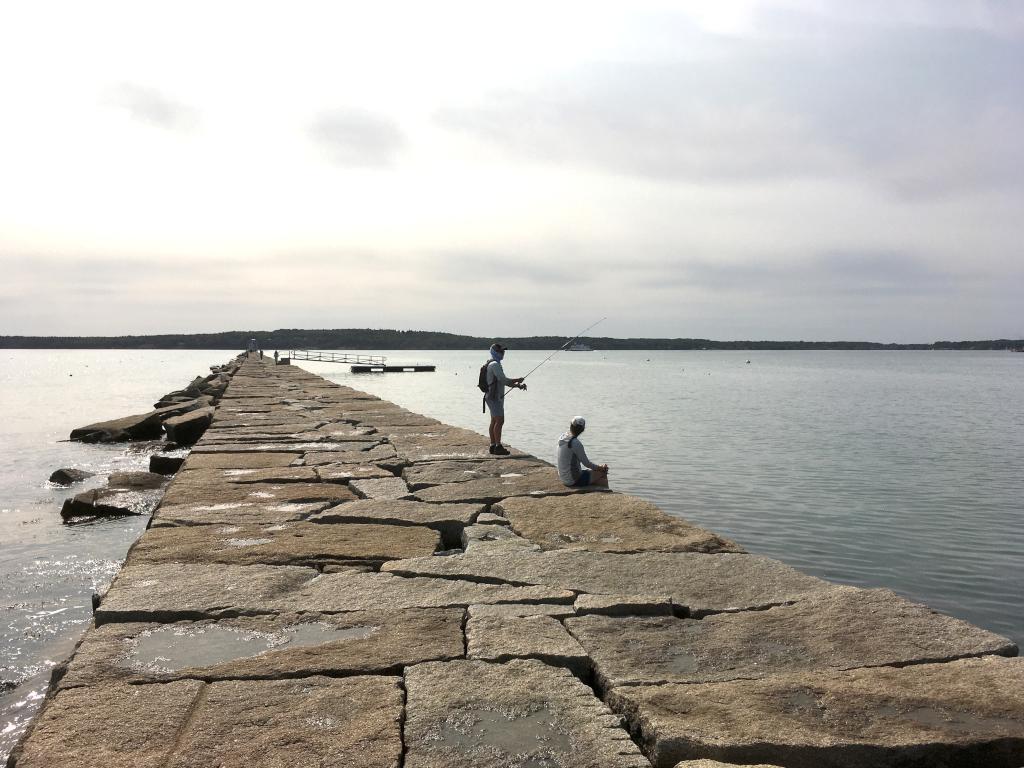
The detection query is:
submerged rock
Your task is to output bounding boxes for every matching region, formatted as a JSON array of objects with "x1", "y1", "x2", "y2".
[
  {"x1": 149, "y1": 453, "x2": 186, "y2": 475},
  {"x1": 48, "y1": 468, "x2": 95, "y2": 486},
  {"x1": 107, "y1": 471, "x2": 168, "y2": 490}
]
